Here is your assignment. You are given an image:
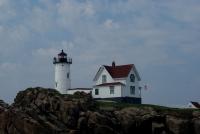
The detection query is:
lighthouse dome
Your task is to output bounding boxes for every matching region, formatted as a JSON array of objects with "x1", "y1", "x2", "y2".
[
  {"x1": 53, "y1": 50, "x2": 72, "y2": 64},
  {"x1": 58, "y1": 50, "x2": 67, "y2": 56}
]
